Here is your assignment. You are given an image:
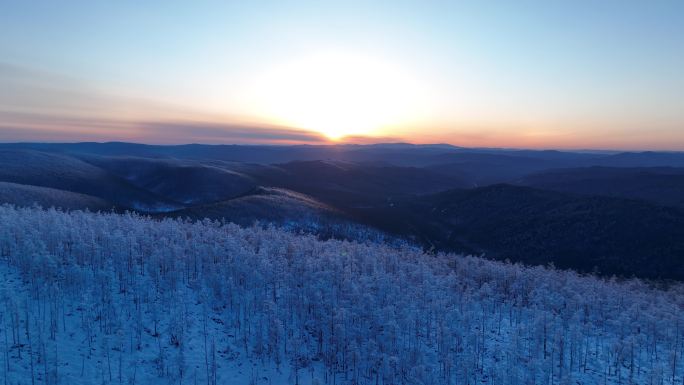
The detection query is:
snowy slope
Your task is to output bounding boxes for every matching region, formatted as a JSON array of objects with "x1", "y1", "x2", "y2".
[
  {"x1": 0, "y1": 182, "x2": 112, "y2": 211},
  {"x1": 0, "y1": 206, "x2": 682, "y2": 385},
  {"x1": 0, "y1": 150, "x2": 181, "y2": 211}
]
